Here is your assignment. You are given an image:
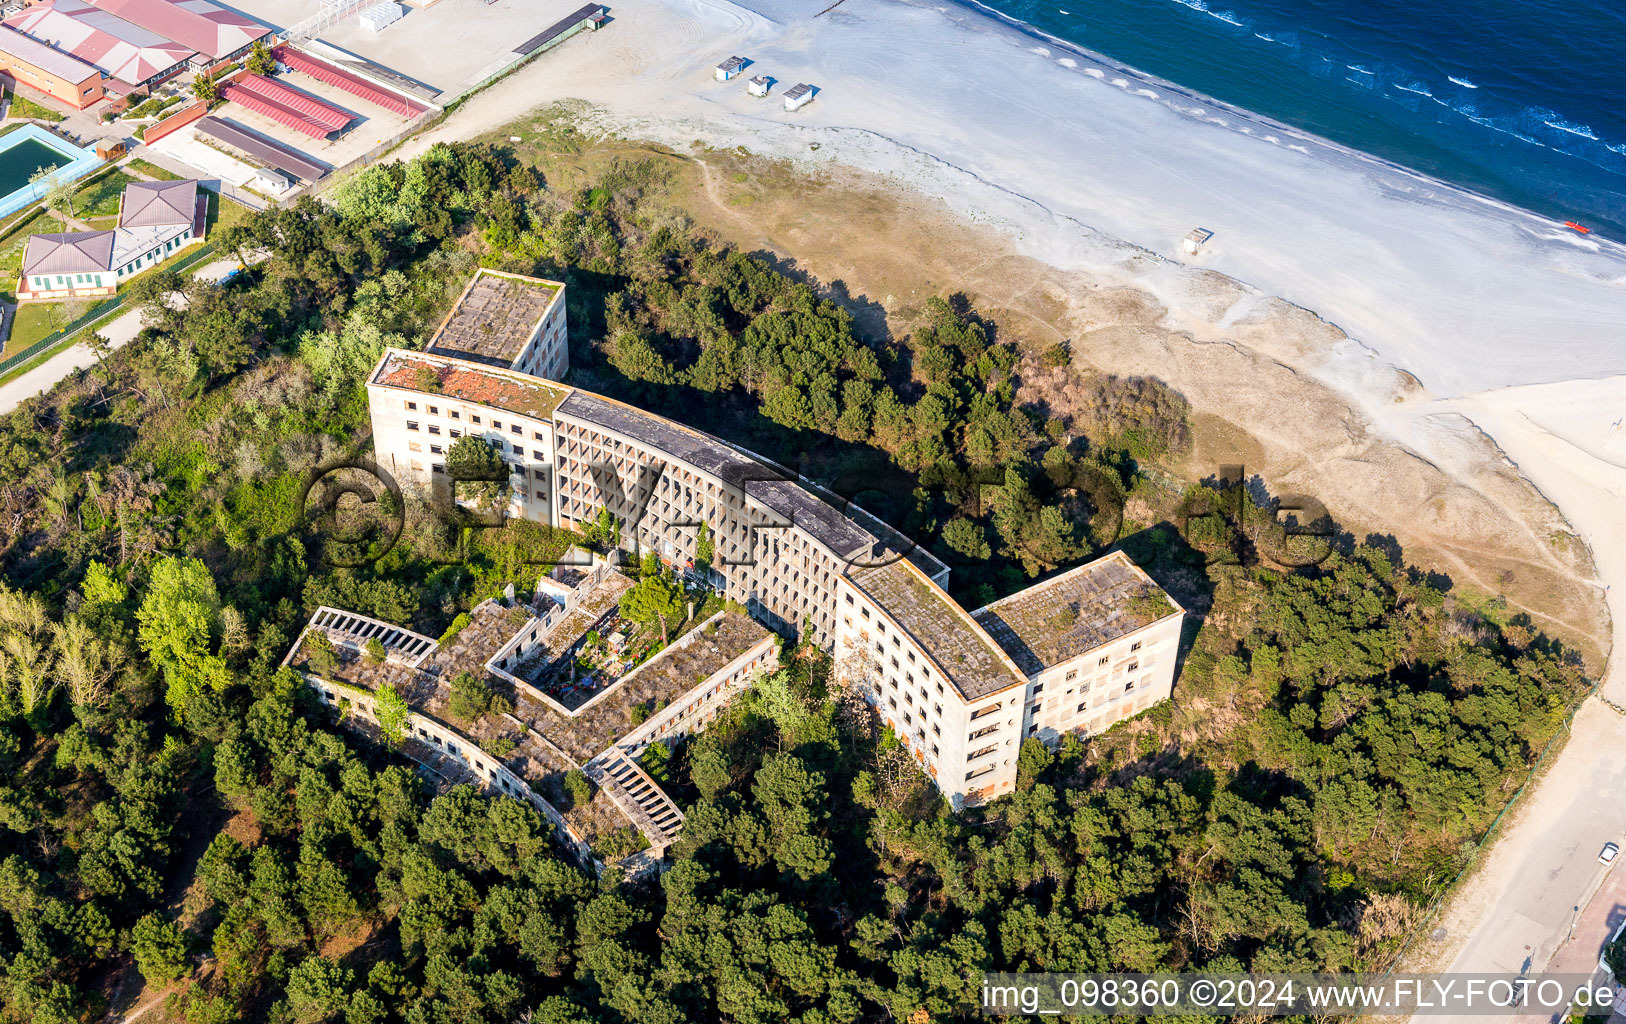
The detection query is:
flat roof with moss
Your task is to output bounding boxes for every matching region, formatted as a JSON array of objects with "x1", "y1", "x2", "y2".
[
  {"x1": 374, "y1": 350, "x2": 570, "y2": 421},
  {"x1": 848, "y1": 559, "x2": 1025, "y2": 701},
  {"x1": 515, "y1": 610, "x2": 772, "y2": 763},
  {"x1": 971, "y1": 550, "x2": 1181, "y2": 676},
  {"x1": 427, "y1": 270, "x2": 562, "y2": 367}
]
